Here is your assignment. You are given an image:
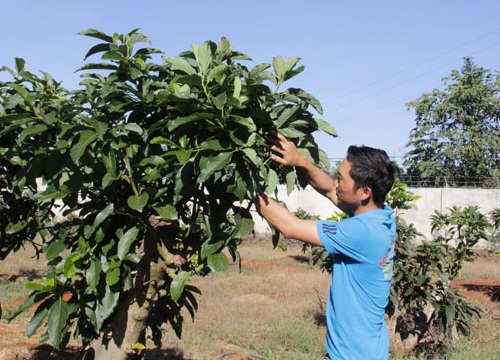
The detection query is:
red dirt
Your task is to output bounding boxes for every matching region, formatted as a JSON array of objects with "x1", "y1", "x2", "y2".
[
  {"x1": 0, "y1": 261, "x2": 498, "y2": 360},
  {"x1": 451, "y1": 281, "x2": 500, "y2": 305}
]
